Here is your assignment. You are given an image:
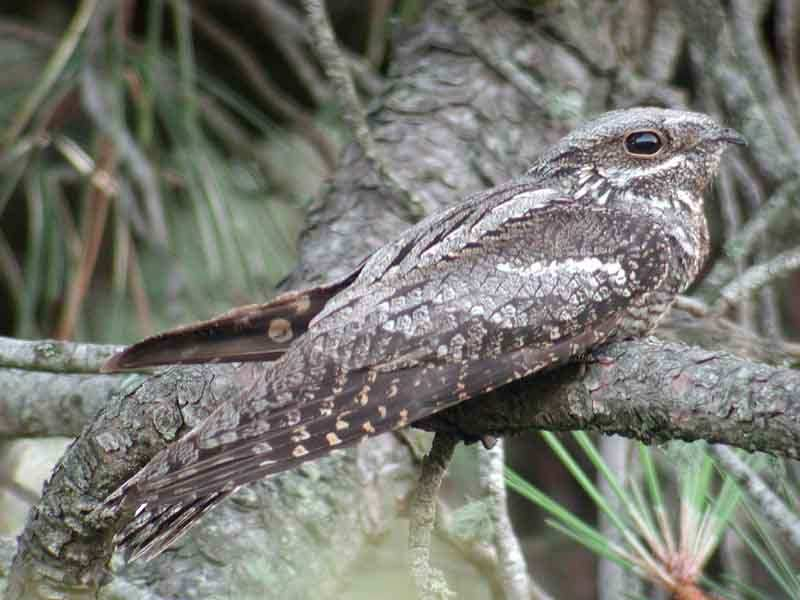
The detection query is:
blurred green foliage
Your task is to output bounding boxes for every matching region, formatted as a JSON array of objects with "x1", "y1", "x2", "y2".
[{"x1": 0, "y1": 0, "x2": 345, "y2": 343}]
